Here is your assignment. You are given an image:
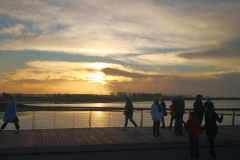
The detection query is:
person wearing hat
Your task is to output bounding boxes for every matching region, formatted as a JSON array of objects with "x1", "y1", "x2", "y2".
[
  {"x1": 202, "y1": 105, "x2": 224, "y2": 159},
  {"x1": 193, "y1": 94, "x2": 204, "y2": 126},
  {"x1": 204, "y1": 96, "x2": 215, "y2": 112}
]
